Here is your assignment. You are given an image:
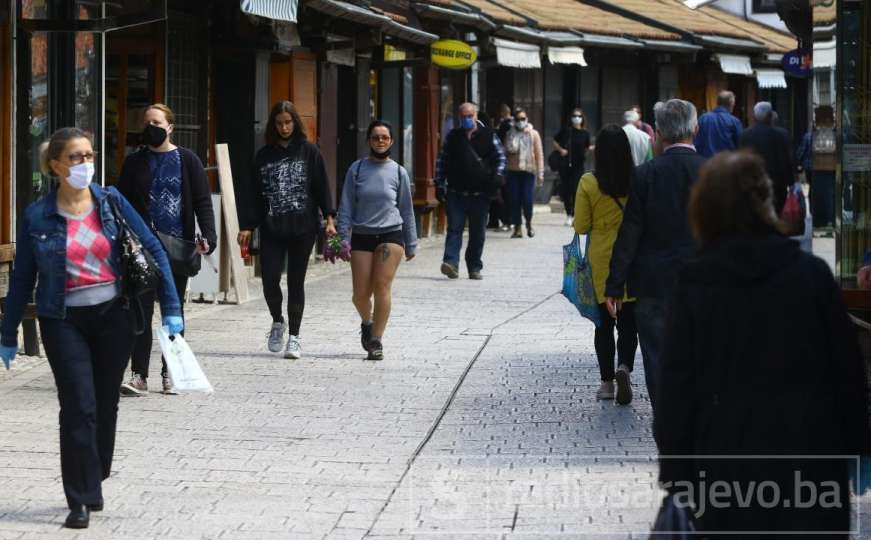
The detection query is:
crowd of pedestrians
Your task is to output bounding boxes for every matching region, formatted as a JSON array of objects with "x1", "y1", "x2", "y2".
[{"x1": 0, "y1": 90, "x2": 868, "y2": 534}]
